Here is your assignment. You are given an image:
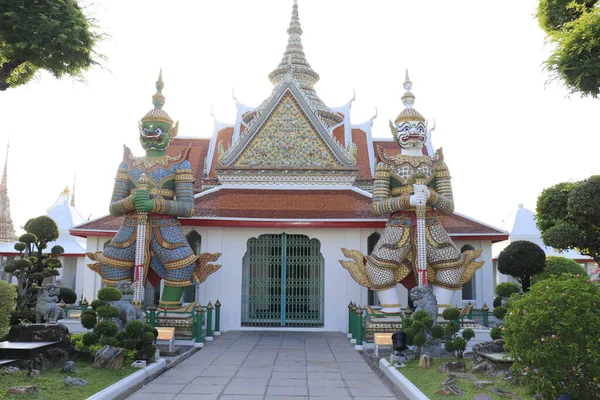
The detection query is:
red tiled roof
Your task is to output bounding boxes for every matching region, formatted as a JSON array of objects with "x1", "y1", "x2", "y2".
[
  {"x1": 71, "y1": 189, "x2": 507, "y2": 241},
  {"x1": 169, "y1": 138, "x2": 210, "y2": 191}
]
